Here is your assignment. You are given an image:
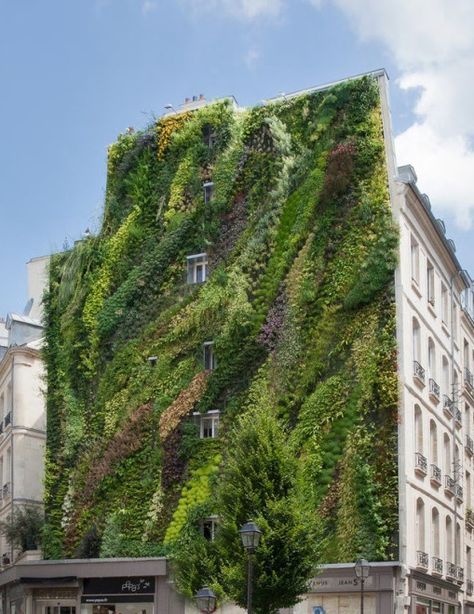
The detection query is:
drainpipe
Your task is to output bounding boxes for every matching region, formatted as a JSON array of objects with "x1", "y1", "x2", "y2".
[
  {"x1": 450, "y1": 275, "x2": 462, "y2": 613},
  {"x1": 10, "y1": 352, "x2": 14, "y2": 564}
]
